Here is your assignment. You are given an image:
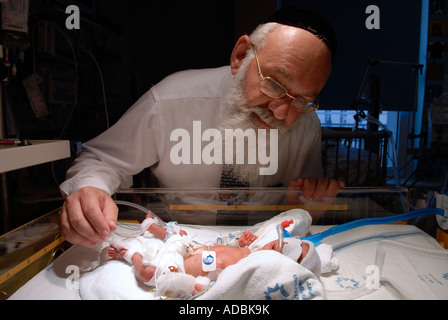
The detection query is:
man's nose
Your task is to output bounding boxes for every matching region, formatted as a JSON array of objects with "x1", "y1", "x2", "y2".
[{"x1": 268, "y1": 98, "x2": 290, "y2": 120}]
